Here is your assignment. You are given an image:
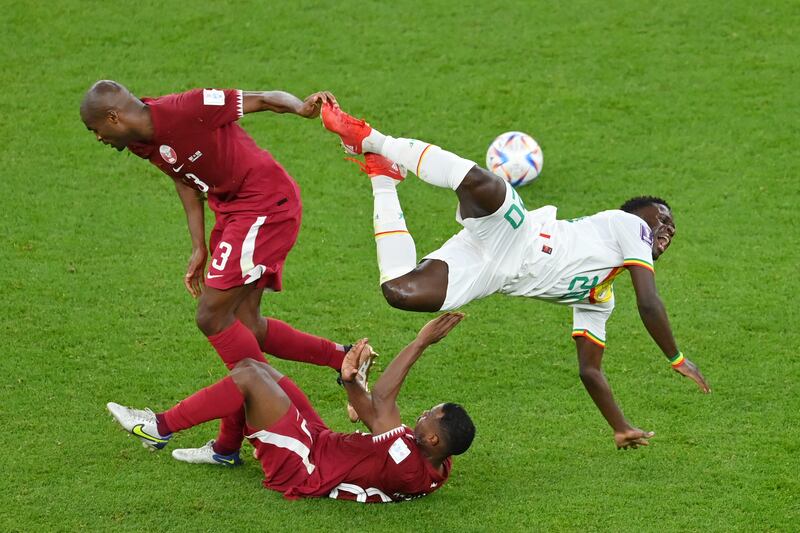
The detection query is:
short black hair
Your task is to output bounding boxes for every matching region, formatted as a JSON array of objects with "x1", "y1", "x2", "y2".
[
  {"x1": 620, "y1": 196, "x2": 671, "y2": 213},
  {"x1": 439, "y1": 403, "x2": 475, "y2": 456}
]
